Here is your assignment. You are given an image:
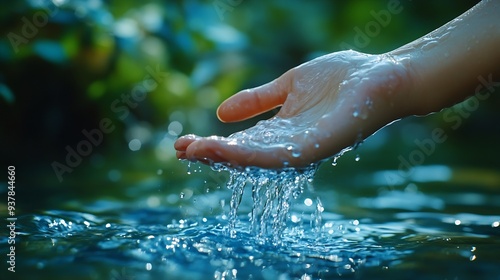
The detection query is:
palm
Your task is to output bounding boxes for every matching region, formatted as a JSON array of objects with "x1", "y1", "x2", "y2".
[{"x1": 175, "y1": 50, "x2": 411, "y2": 168}]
